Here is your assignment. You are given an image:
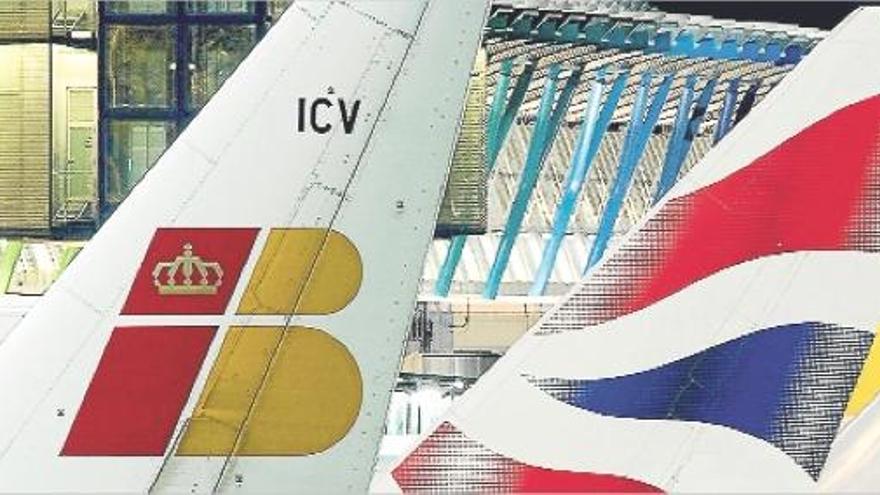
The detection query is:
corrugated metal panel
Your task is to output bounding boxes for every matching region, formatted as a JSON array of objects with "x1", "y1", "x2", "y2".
[
  {"x1": 435, "y1": 51, "x2": 488, "y2": 237},
  {"x1": 0, "y1": 0, "x2": 49, "y2": 41},
  {"x1": 0, "y1": 44, "x2": 50, "y2": 233}
]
